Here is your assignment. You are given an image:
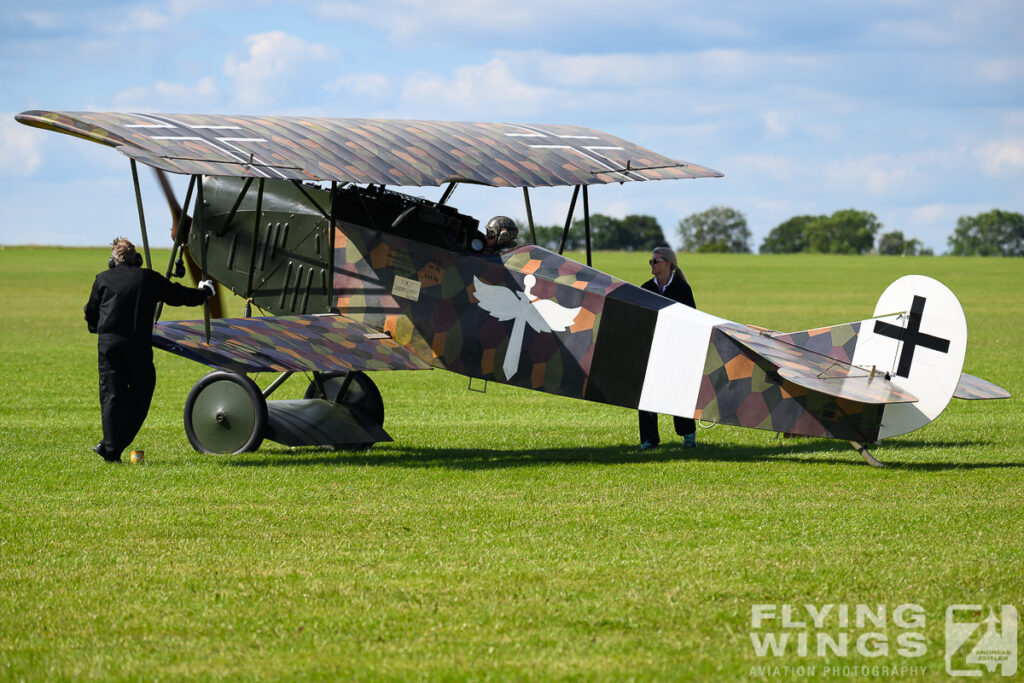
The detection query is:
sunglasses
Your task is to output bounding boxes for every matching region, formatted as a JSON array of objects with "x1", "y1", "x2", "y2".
[{"x1": 649, "y1": 258, "x2": 665, "y2": 265}]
